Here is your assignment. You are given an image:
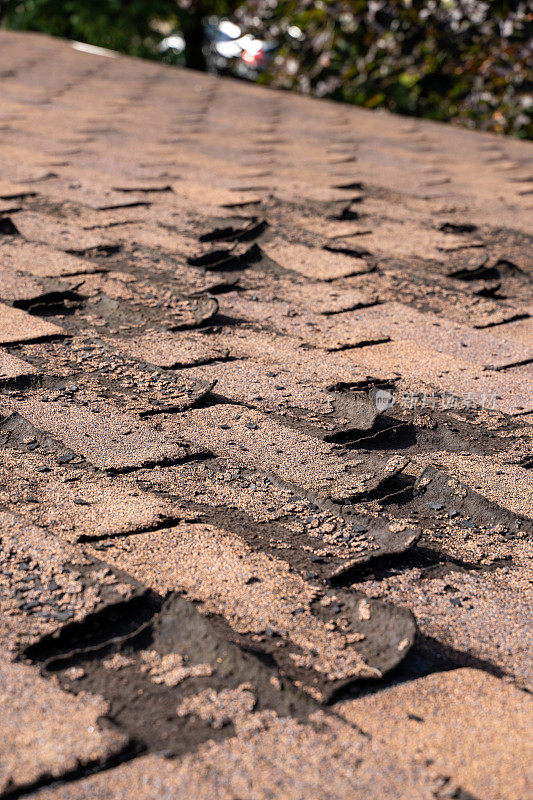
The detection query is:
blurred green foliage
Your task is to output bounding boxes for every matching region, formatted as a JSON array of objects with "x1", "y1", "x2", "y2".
[
  {"x1": 238, "y1": 0, "x2": 532, "y2": 138},
  {"x1": 1, "y1": 0, "x2": 175, "y2": 56},
  {"x1": 1, "y1": 1, "x2": 531, "y2": 137},
  {"x1": 0, "y1": 1, "x2": 239, "y2": 67}
]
